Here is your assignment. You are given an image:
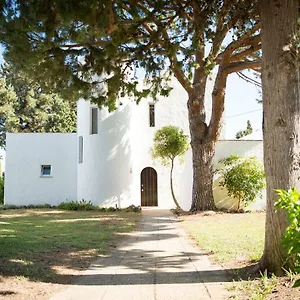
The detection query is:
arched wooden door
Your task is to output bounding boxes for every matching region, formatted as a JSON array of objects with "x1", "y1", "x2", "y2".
[{"x1": 141, "y1": 167, "x2": 158, "y2": 206}]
